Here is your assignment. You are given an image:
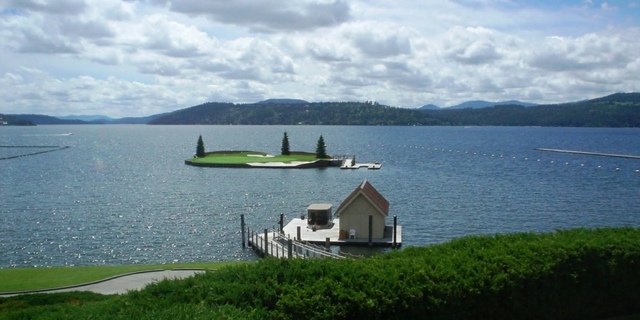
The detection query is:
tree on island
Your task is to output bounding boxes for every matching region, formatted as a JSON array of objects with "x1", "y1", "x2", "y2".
[
  {"x1": 281, "y1": 131, "x2": 290, "y2": 155},
  {"x1": 196, "y1": 135, "x2": 205, "y2": 158},
  {"x1": 315, "y1": 135, "x2": 328, "y2": 159}
]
